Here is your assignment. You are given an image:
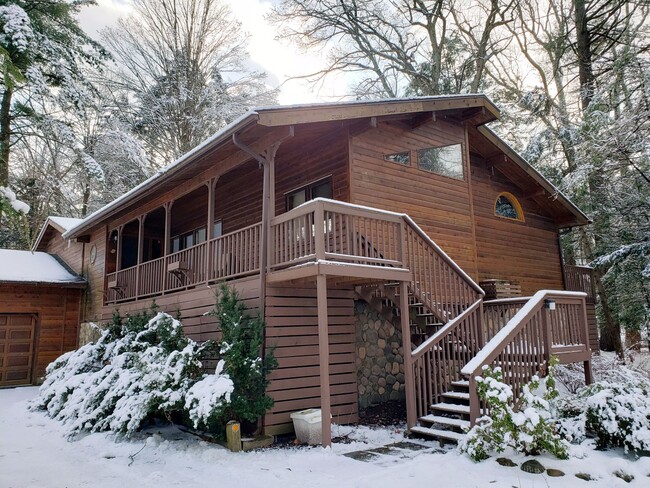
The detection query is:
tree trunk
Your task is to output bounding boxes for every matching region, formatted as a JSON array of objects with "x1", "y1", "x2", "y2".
[
  {"x1": 595, "y1": 269, "x2": 623, "y2": 355},
  {"x1": 574, "y1": 0, "x2": 594, "y2": 109},
  {"x1": 0, "y1": 86, "x2": 13, "y2": 187}
]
